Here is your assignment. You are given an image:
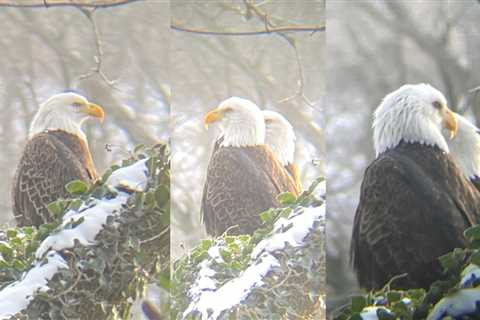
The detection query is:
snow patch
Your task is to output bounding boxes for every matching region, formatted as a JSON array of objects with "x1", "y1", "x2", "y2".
[
  {"x1": 36, "y1": 159, "x2": 148, "y2": 258},
  {"x1": 0, "y1": 252, "x2": 68, "y2": 319},
  {"x1": 36, "y1": 194, "x2": 129, "y2": 258},
  {"x1": 427, "y1": 288, "x2": 480, "y2": 320},
  {"x1": 360, "y1": 306, "x2": 394, "y2": 320},
  {"x1": 0, "y1": 158, "x2": 149, "y2": 317},
  {"x1": 183, "y1": 202, "x2": 325, "y2": 320},
  {"x1": 314, "y1": 180, "x2": 326, "y2": 199},
  {"x1": 252, "y1": 205, "x2": 325, "y2": 259},
  {"x1": 460, "y1": 264, "x2": 480, "y2": 288},
  {"x1": 427, "y1": 263, "x2": 480, "y2": 319},
  {"x1": 183, "y1": 254, "x2": 279, "y2": 320},
  {"x1": 107, "y1": 158, "x2": 149, "y2": 191}
]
